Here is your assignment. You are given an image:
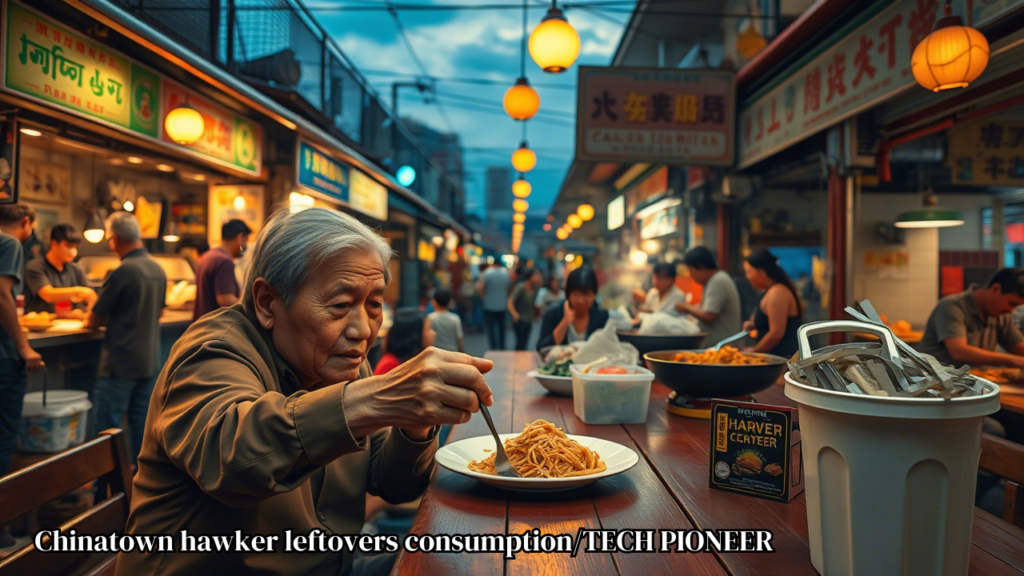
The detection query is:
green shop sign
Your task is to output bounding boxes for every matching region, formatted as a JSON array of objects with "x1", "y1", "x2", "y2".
[{"x1": 3, "y1": 0, "x2": 261, "y2": 176}]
